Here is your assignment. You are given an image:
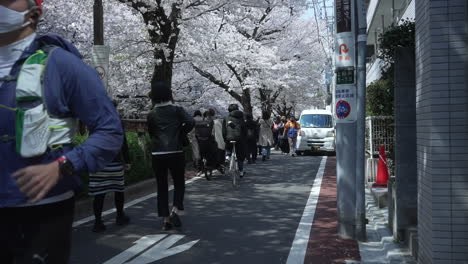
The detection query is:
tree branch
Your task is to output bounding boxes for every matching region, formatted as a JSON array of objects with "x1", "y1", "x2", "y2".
[{"x1": 191, "y1": 64, "x2": 242, "y2": 102}]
